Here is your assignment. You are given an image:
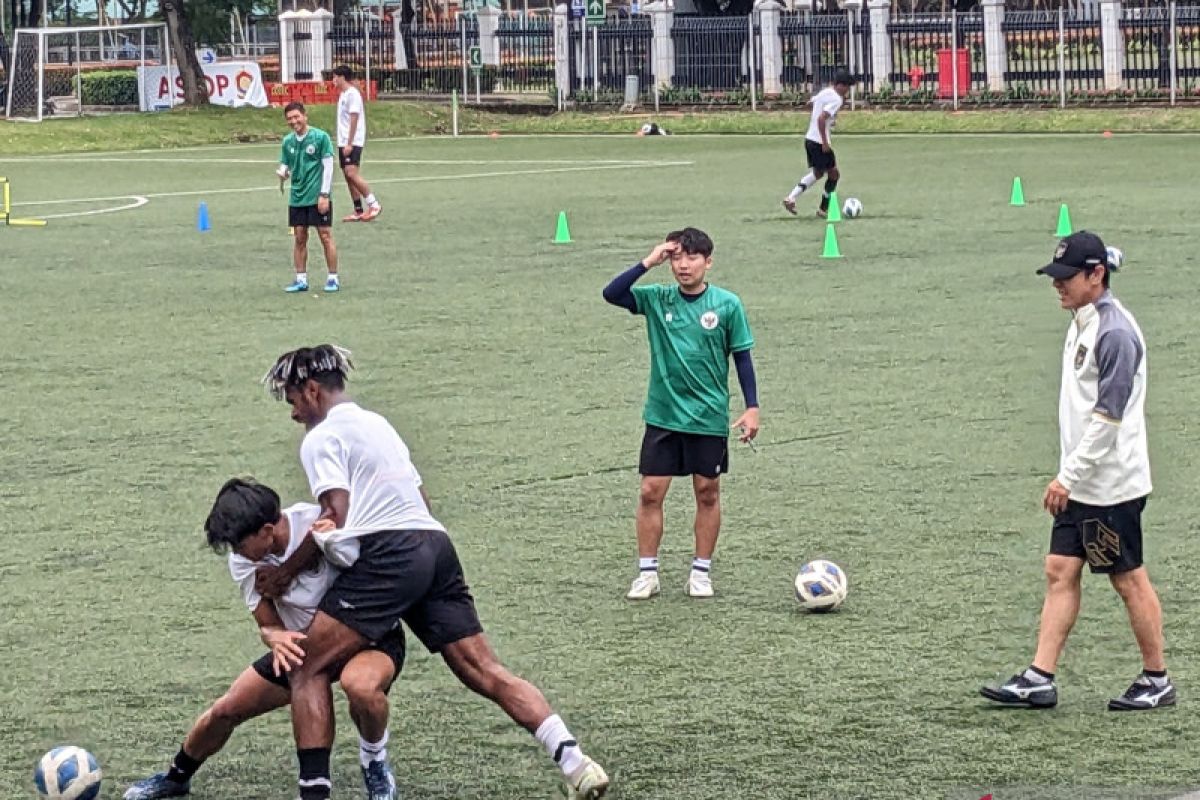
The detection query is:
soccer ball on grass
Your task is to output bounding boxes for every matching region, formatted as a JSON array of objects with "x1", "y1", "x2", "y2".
[
  {"x1": 794, "y1": 559, "x2": 848, "y2": 612},
  {"x1": 34, "y1": 747, "x2": 102, "y2": 800},
  {"x1": 841, "y1": 197, "x2": 863, "y2": 219}
]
